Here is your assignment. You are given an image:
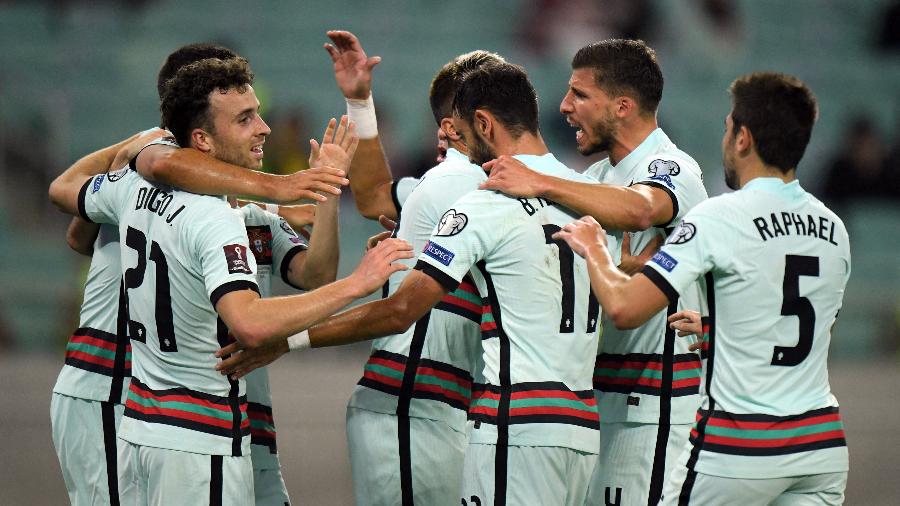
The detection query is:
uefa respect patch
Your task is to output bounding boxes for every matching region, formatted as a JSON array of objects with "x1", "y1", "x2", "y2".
[
  {"x1": 423, "y1": 240, "x2": 455, "y2": 266},
  {"x1": 651, "y1": 250, "x2": 678, "y2": 272},
  {"x1": 91, "y1": 174, "x2": 105, "y2": 193}
]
